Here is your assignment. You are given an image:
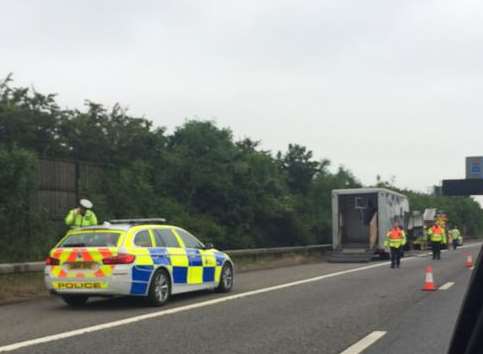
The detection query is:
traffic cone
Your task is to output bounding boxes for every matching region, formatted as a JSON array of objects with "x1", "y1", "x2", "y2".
[
  {"x1": 465, "y1": 254, "x2": 474, "y2": 269},
  {"x1": 422, "y1": 266, "x2": 437, "y2": 291}
]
